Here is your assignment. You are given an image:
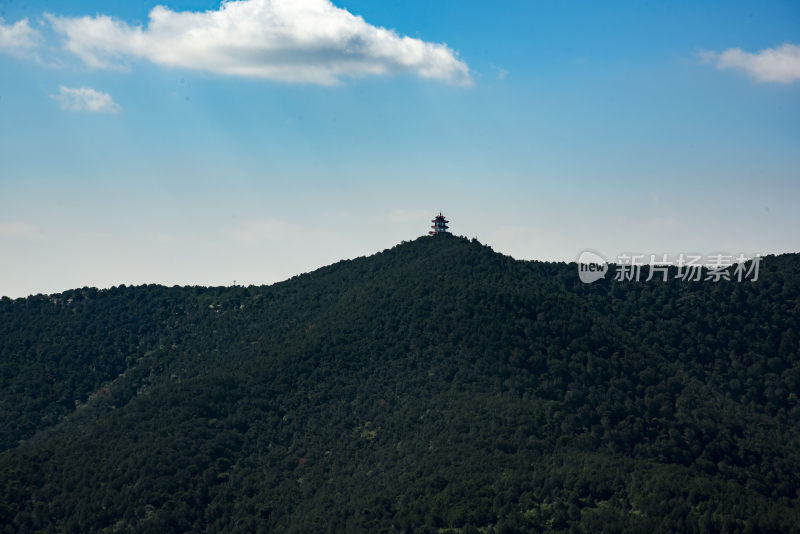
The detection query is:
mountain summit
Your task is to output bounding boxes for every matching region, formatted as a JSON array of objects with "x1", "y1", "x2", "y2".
[{"x1": 1, "y1": 236, "x2": 799, "y2": 532}]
